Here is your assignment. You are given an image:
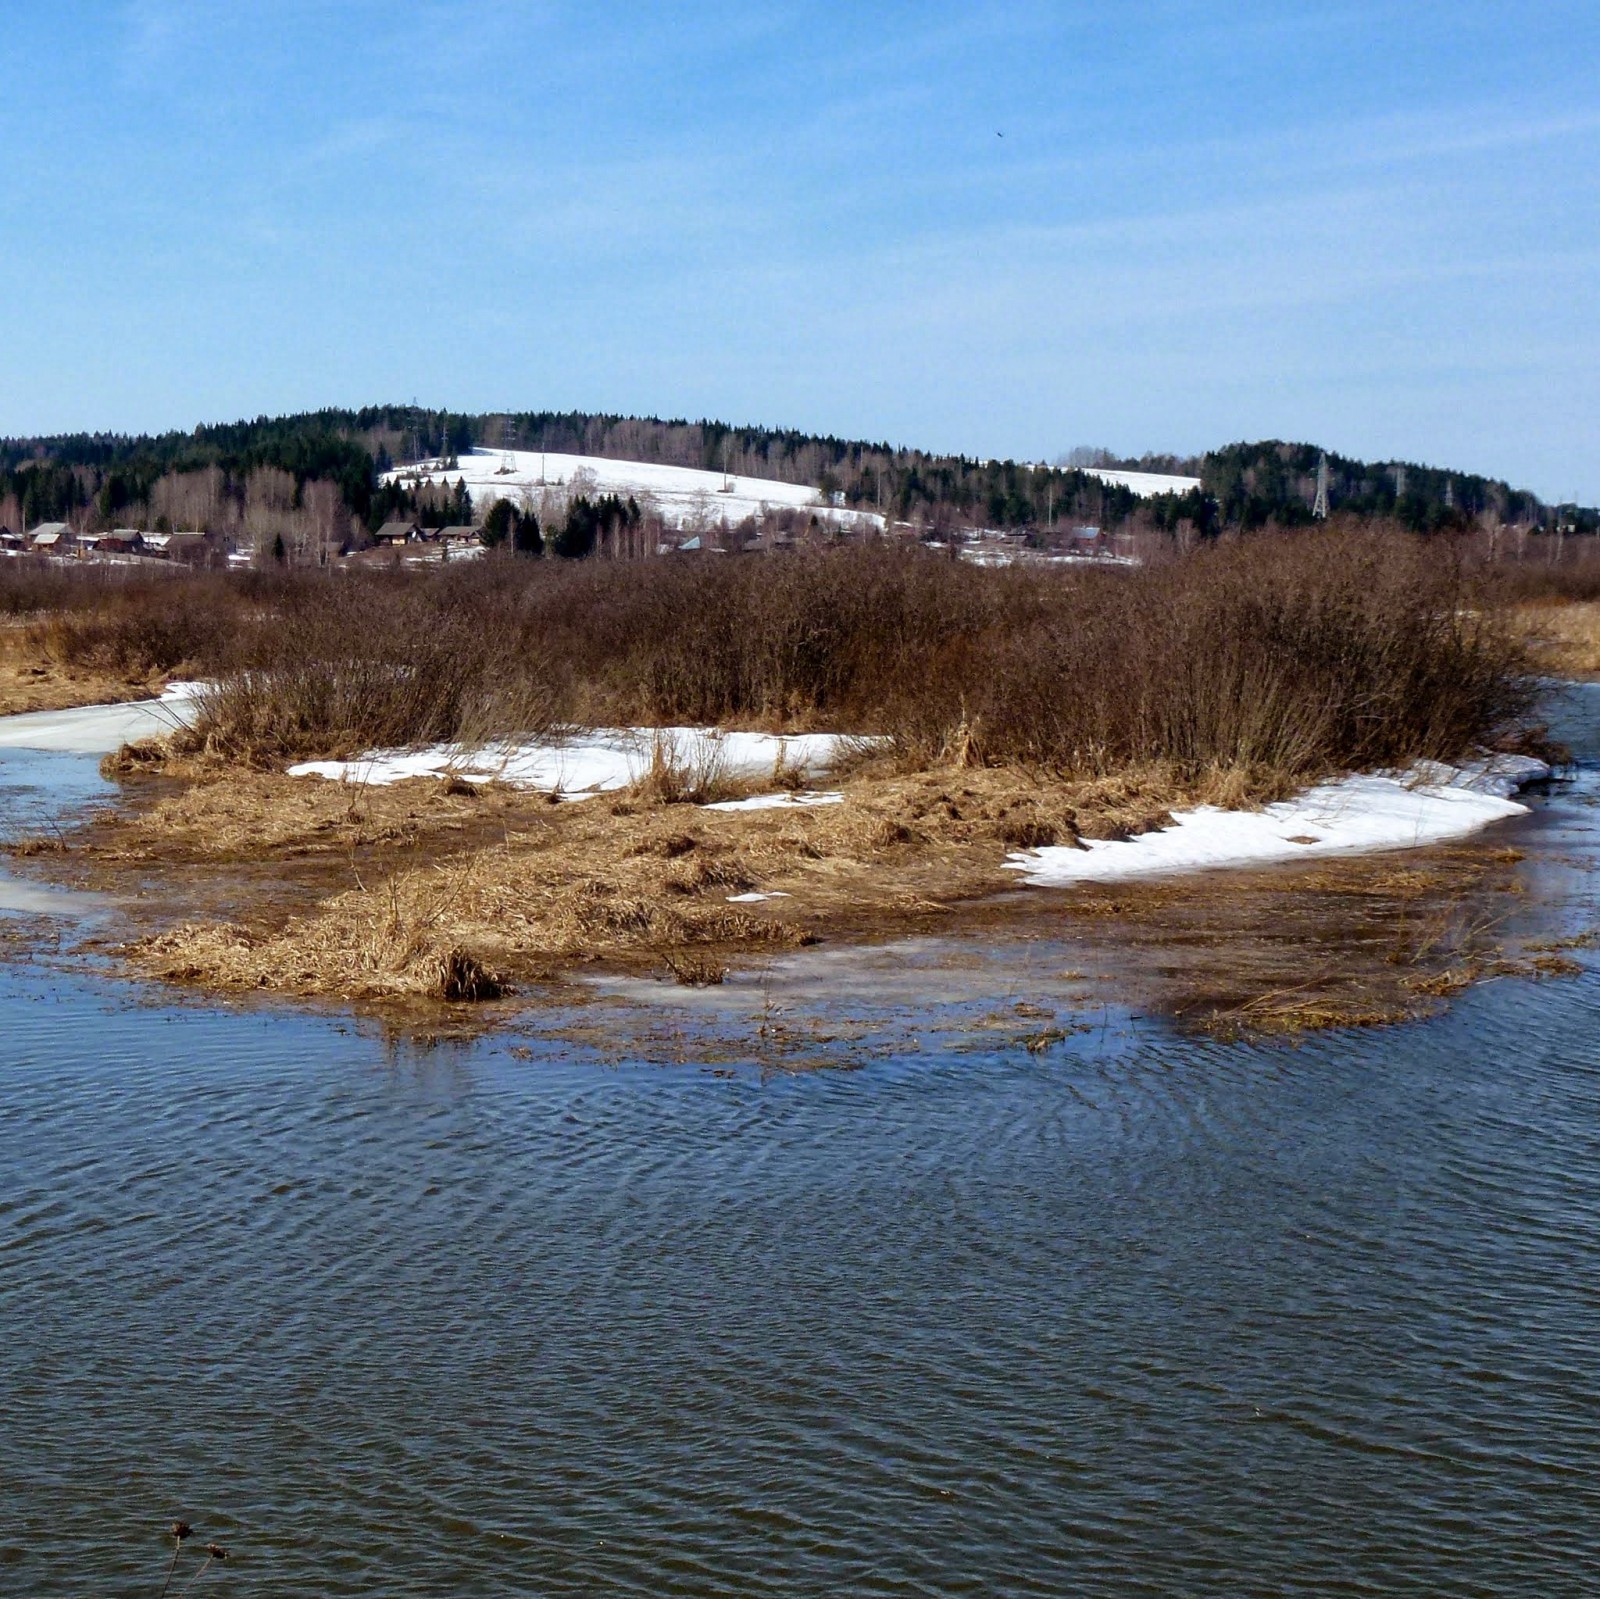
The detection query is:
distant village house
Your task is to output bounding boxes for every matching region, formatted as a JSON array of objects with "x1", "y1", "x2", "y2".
[
  {"x1": 159, "y1": 532, "x2": 216, "y2": 564},
  {"x1": 96, "y1": 528, "x2": 146, "y2": 555},
  {"x1": 372, "y1": 519, "x2": 422, "y2": 548}
]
